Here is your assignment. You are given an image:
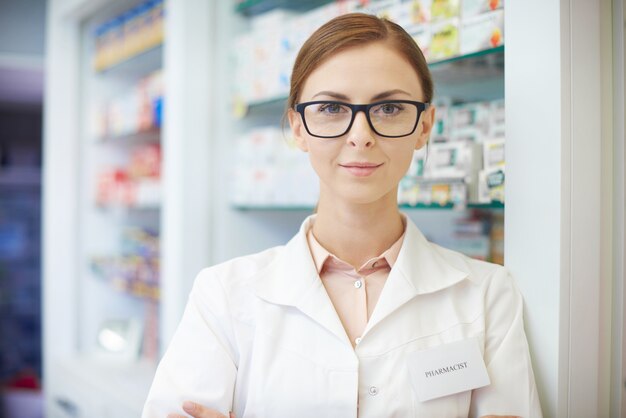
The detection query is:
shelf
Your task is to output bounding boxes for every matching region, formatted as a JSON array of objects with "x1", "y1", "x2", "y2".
[
  {"x1": 241, "y1": 46, "x2": 504, "y2": 112},
  {"x1": 96, "y1": 178, "x2": 162, "y2": 210},
  {"x1": 233, "y1": 201, "x2": 504, "y2": 211},
  {"x1": 233, "y1": 204, "x2": 315, "y2": 212},
  {"x1": 96, "y1": 203, "x2": 161, "y2": 213},
  {"x1": 429, "y1": 45, "x2": 504, "y2": 68},
  {"x1": 466, "y1": 201, "x2": 505, "y2": 210},
  {"x1": 235, "y1": 0, "x2": 334, "y2": 16},
  {"x1": 96, "y1": 44, "x2": 163, "y2": 80},
  {"x1": 107, "y1": 275, "x2": 159, "y2": 301},
  {"x1": 97, "y1": 128, "x2": 161, "y2": 145},
  {"x1": 430, "y1": 46, "x2": 504, "y2": 94}
]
